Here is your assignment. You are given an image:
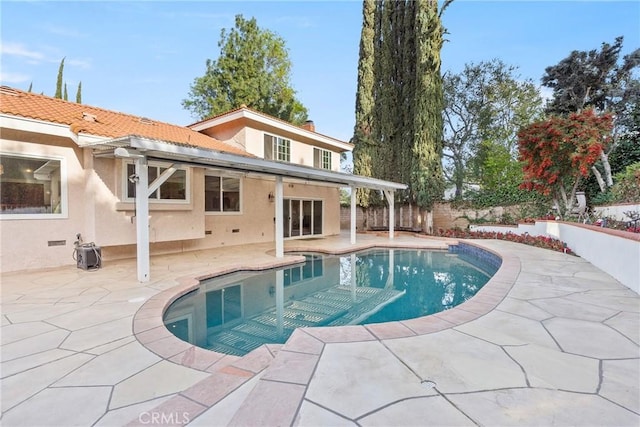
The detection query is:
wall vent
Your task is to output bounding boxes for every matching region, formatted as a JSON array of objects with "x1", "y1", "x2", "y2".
[{"x1": 48, "y1": 240, "x2": 66, "y2": 247}]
